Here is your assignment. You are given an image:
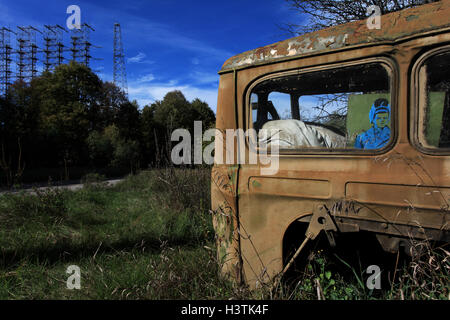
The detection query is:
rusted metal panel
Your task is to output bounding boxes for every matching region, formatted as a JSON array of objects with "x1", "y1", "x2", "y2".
[
  {"x1": 211, "y1": 165, "x2": 242, "y2": 283},
  {"x1": 220, "y1": 1, "x2": 450, "y2": 72},
  {"x1": 212, "y1": 1, "x2": 450, "y2": 288},
  {"x1": 345, "y1": 182, "x2": 450, "y2": 210},
  {"x1": 215, "y1": 72, "x2": 236, "y2": 130},
  {"x1": 248, "y1": 177, "x2": 331, "y2": 199}
]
